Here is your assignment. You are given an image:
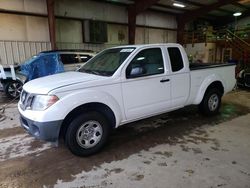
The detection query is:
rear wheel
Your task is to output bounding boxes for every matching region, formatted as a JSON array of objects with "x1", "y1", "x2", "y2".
[
  {"x1": 65, "y1": 111, "x2": 110, "y2": 156},
  {"x1": 4, "y1": 80, "x2": 23, "y2": 99},
  {"x1": 199, "y1": 88, "x2": 222, "y2": 116}
]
